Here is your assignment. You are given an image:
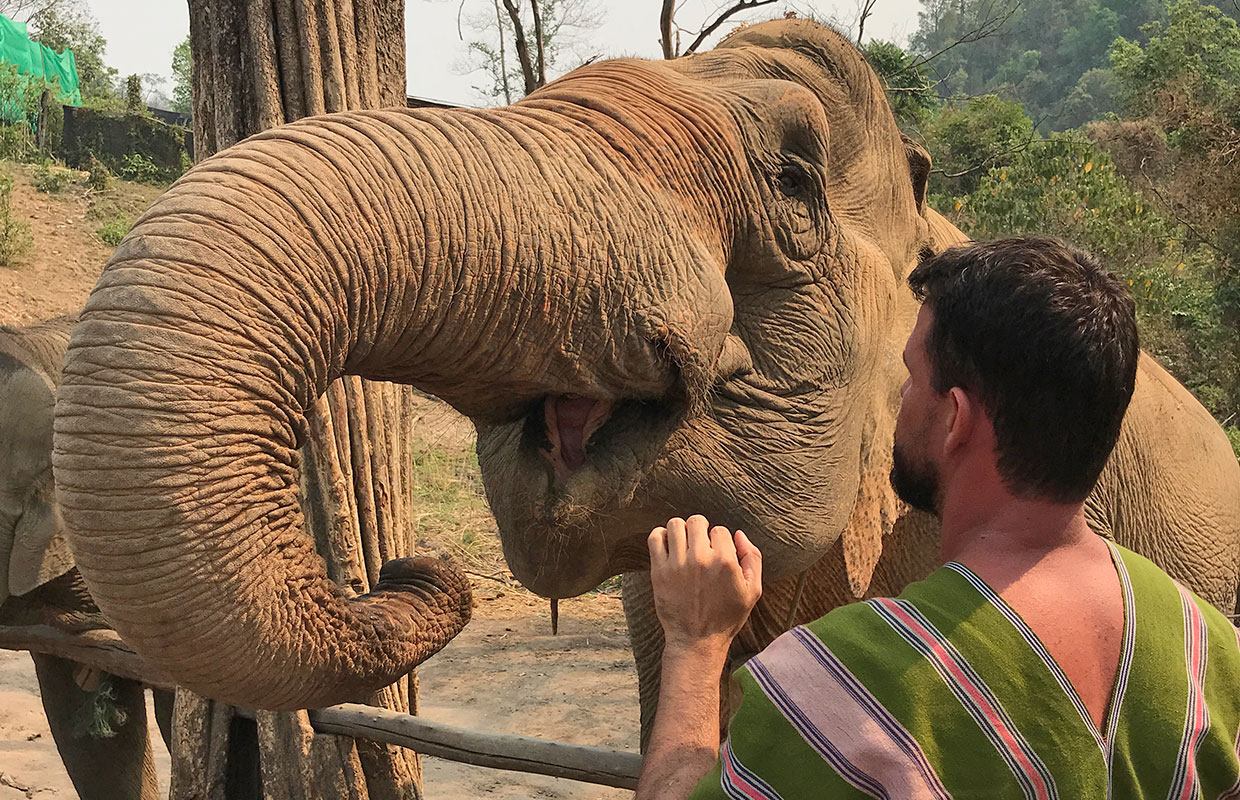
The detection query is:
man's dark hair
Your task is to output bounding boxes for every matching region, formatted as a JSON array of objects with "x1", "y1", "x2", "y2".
[{"x1": 907, "y1": 236, "x2": 1139, "y2": 503}]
